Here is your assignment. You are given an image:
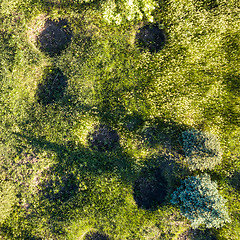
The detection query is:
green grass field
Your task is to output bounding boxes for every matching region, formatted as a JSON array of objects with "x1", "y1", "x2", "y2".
[{"x1": 0, "y1": 0, "x2": 239, "y2": 239}]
